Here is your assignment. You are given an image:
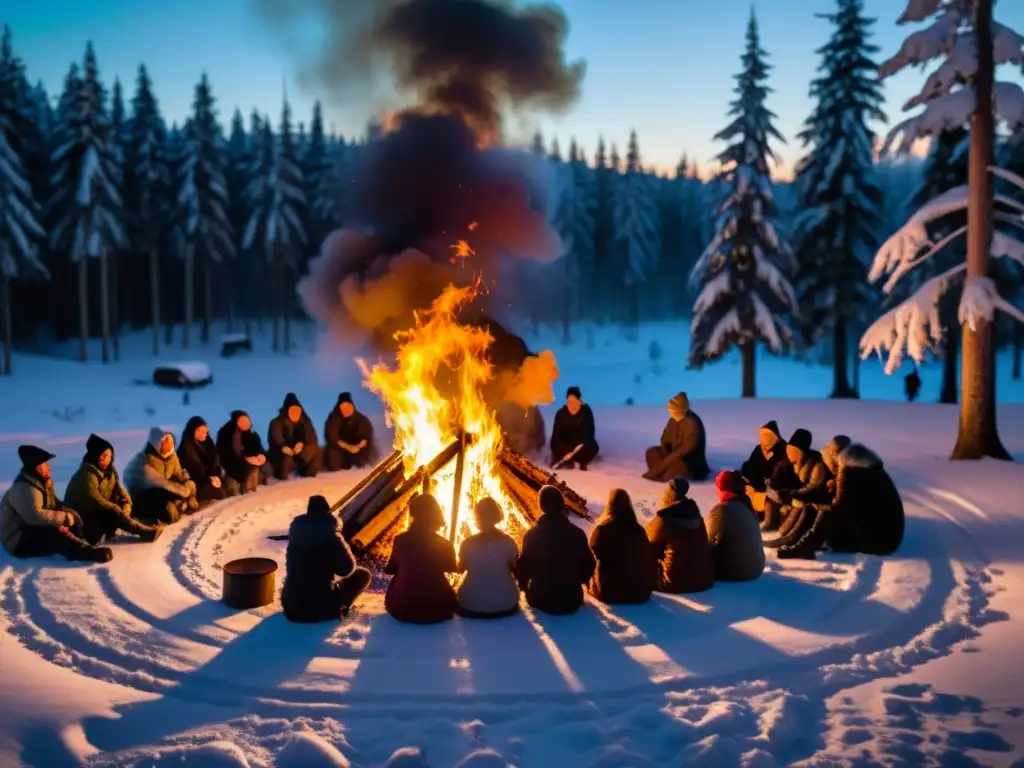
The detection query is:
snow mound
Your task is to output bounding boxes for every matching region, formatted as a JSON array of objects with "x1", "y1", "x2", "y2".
[
  {"x1": 149, "y1": 740, "x2": 251, "y2": 767},
  {"x1": 453, "y1": 748, "x2": 510, "y2": 767},
  {"x1": 276, "y1": 731, "x2": 350, "y2": 767},
  {"x1": 153, "y1": 362, "x2": 213, "y2": 388},
  {"x1": 386, "y1": 746, "x2": 428, "y2": 767}
]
